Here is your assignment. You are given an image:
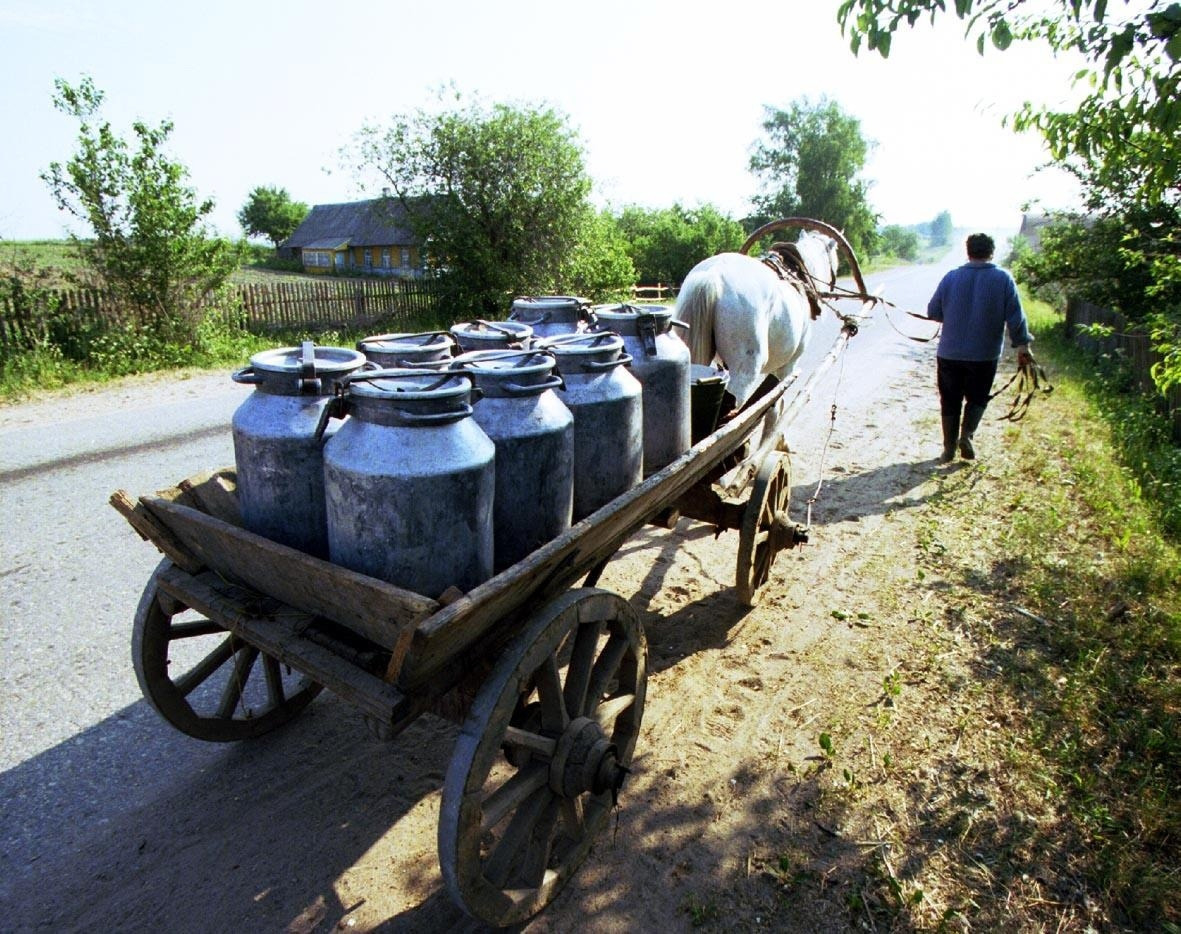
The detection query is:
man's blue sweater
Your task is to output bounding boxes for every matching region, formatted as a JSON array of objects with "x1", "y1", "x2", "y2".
[{"x1": 927, "y1": 260, "x2": 1032, "y2": 362}]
